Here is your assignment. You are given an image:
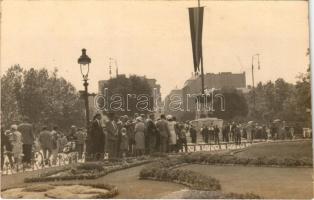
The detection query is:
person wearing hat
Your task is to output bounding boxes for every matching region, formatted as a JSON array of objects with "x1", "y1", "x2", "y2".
[
  {"x1": 50, "y1": 126, "x2": 60, "y2": 165},
  {"x1": 8, "y1": 125, "x2": 23, "y2": 170},
  {"x1": 18, "y1": 116, "x2": 34, "y2": 165},
  {"x1": 177, "y1": 123, "x2": 188, "y2": 153},
  {"x1": 189, "y1": 124, "x2": 197, "y2": 144},
  {"x1": 105, "y1": 112, "x2": 118, "y2": 159},
  {"x1": 134, "y1": 116, "x2": 145, "y2": 156},
  {"x1": 75, "y1": 127, "x2": 86, "y2": 160},
  {"x1": 214, "y1": 124, "x2": 220, "y2": 145},
  {"x1": 146, "y1": 113, "x2": 158, "y2": 154},
  {"x1": 1, "y1": 125, "x2": 13, "y2": 170},
  {"x1": 68, "y1": 125, "x2": 77, "y2": 142},
  {"x1": 39, "y1": 126, "x2": 52, "y2": 165},
  {"x1": 120, "y1": 127, "x2": 129, "y2": 158},
  {"x1": 125, "y1": 116, "x2": 135, "y2": 156},
  {"x1": 235, "y1": 124, "x2": 241, "y2": 145},
  {"x1": 156, "y1": 114, "x2": 170, "y2": 153},
  {"x1": 246, "y1": 122, "x2": 253, "y2": 143},
  {"x1": 167, "y1": 115, "x2": 177, "y2": 152},
  {"x1": 88, "y1": 113, "x2": 105, "y2": 160}
]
